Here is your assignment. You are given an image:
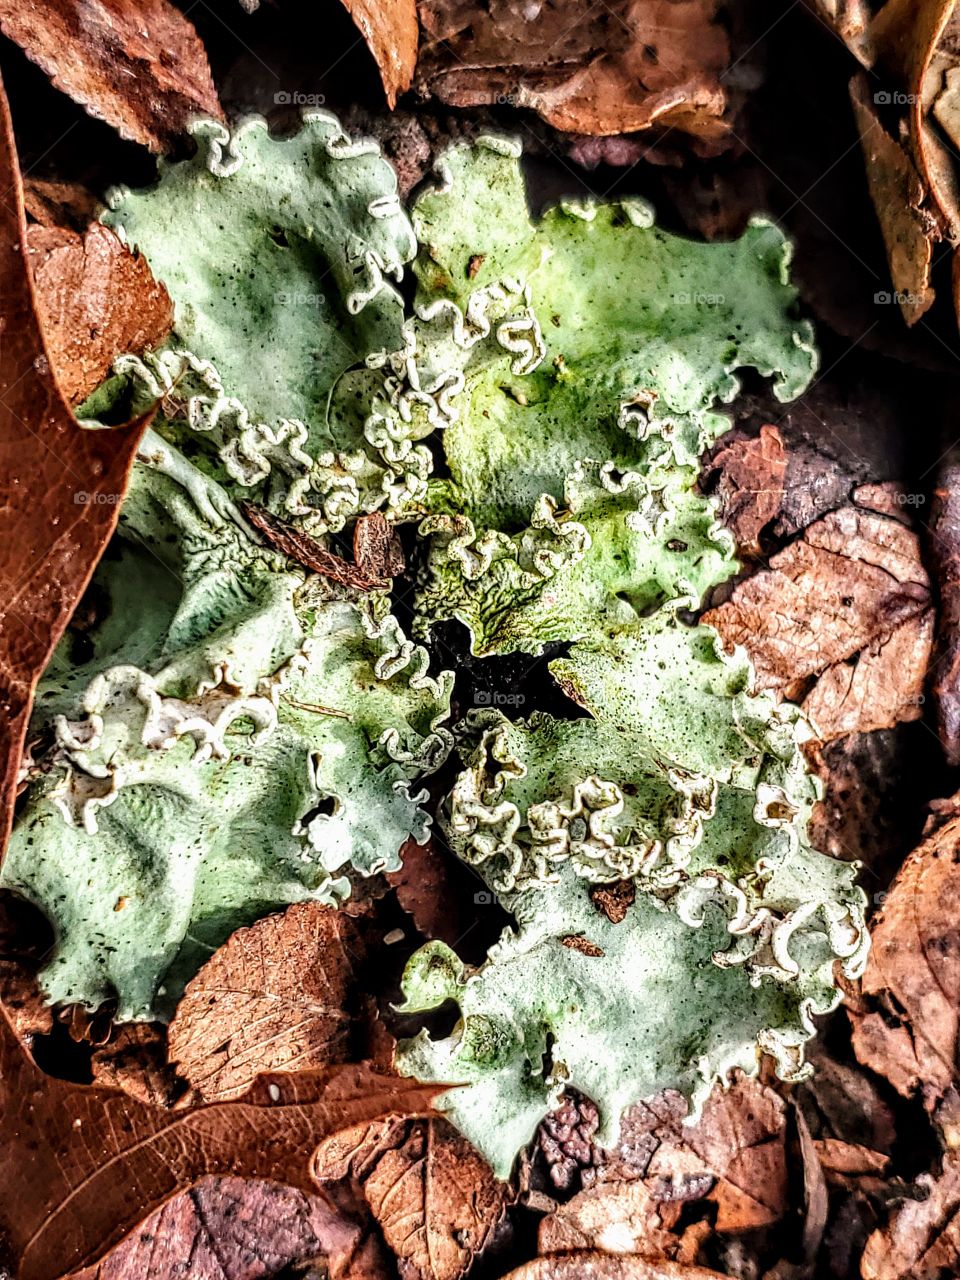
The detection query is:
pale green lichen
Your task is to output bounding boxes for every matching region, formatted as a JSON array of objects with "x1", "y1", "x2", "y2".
[{"x1": 393, "y1": 139, "x2": 865, "y2": 1178}]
